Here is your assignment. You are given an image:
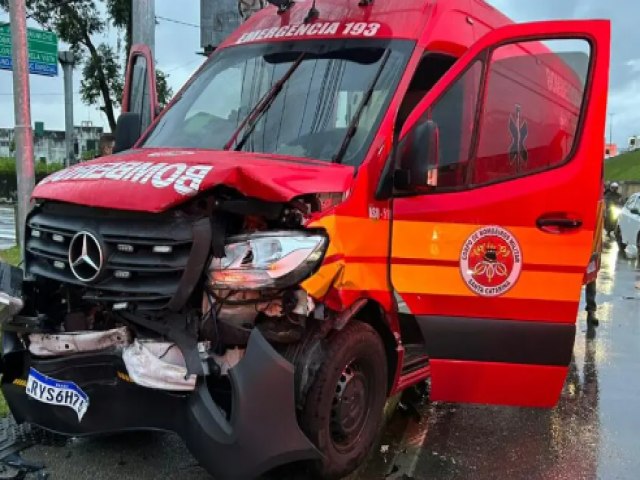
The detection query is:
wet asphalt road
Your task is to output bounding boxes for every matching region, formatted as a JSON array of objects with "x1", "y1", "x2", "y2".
[{"x1": 14, "y1": 239, "x2": 640, "y2": 480}]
